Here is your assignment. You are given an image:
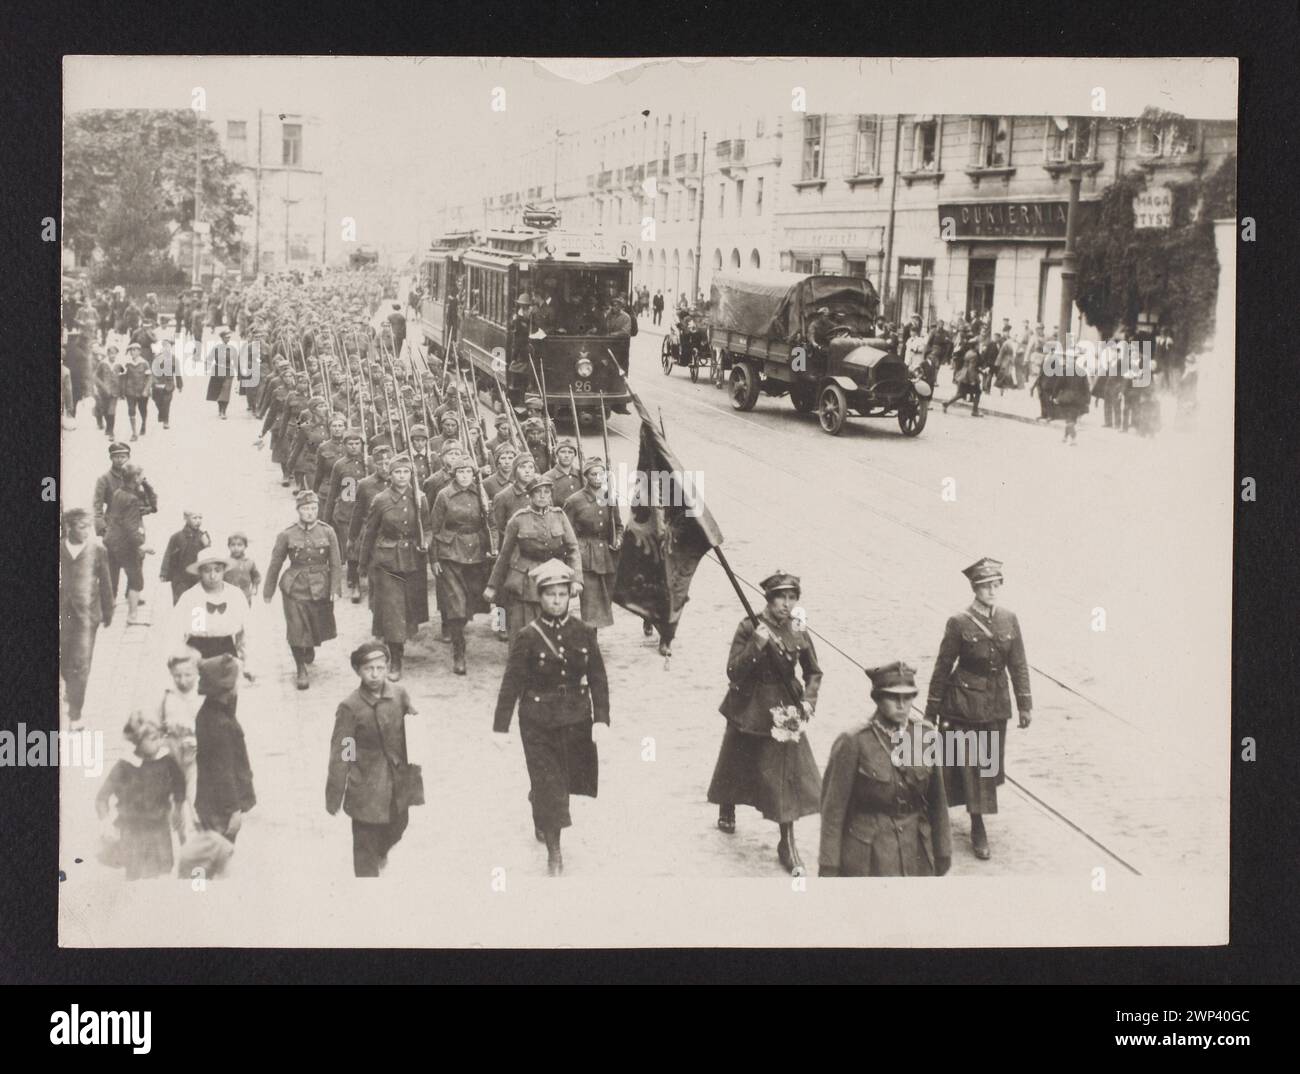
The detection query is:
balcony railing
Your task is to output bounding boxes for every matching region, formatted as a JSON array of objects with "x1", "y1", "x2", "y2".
[
  {"x1": 673, "y1": 152, "x2": 698, "y2": 175},
  {"x1": 597, "y1": 170, "x2": 613, "y2": 189}
]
